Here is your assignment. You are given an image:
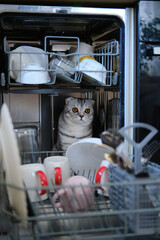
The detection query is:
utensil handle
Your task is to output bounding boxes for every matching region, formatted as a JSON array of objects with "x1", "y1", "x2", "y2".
[
  {"x1": 55, "y1": 167, "x2": 62, "y2": 185},
  {"x1": 119, "y1": 123, "x2": 158, "y2": 175},
  {"x1": 36, "y1": 170, "x2": 48, "y2": 195},
  {"x1": 95, "y1": 166, "x2": 107, "y2": 190}
]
